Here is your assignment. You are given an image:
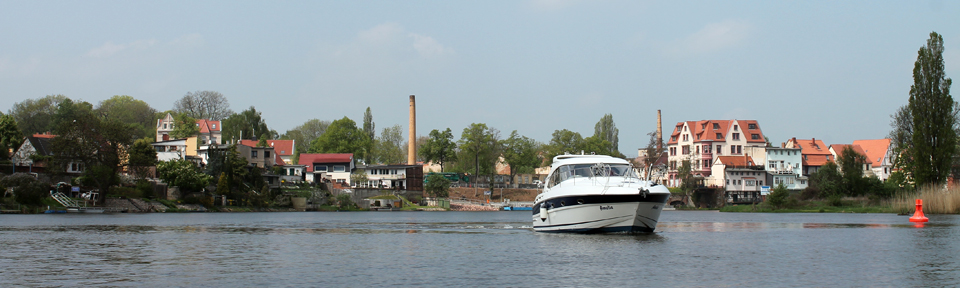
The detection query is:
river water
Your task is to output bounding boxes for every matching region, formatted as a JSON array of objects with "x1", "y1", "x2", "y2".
[{"x1": 1, "y1": 211, "x2": 958, "y2": 287}]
